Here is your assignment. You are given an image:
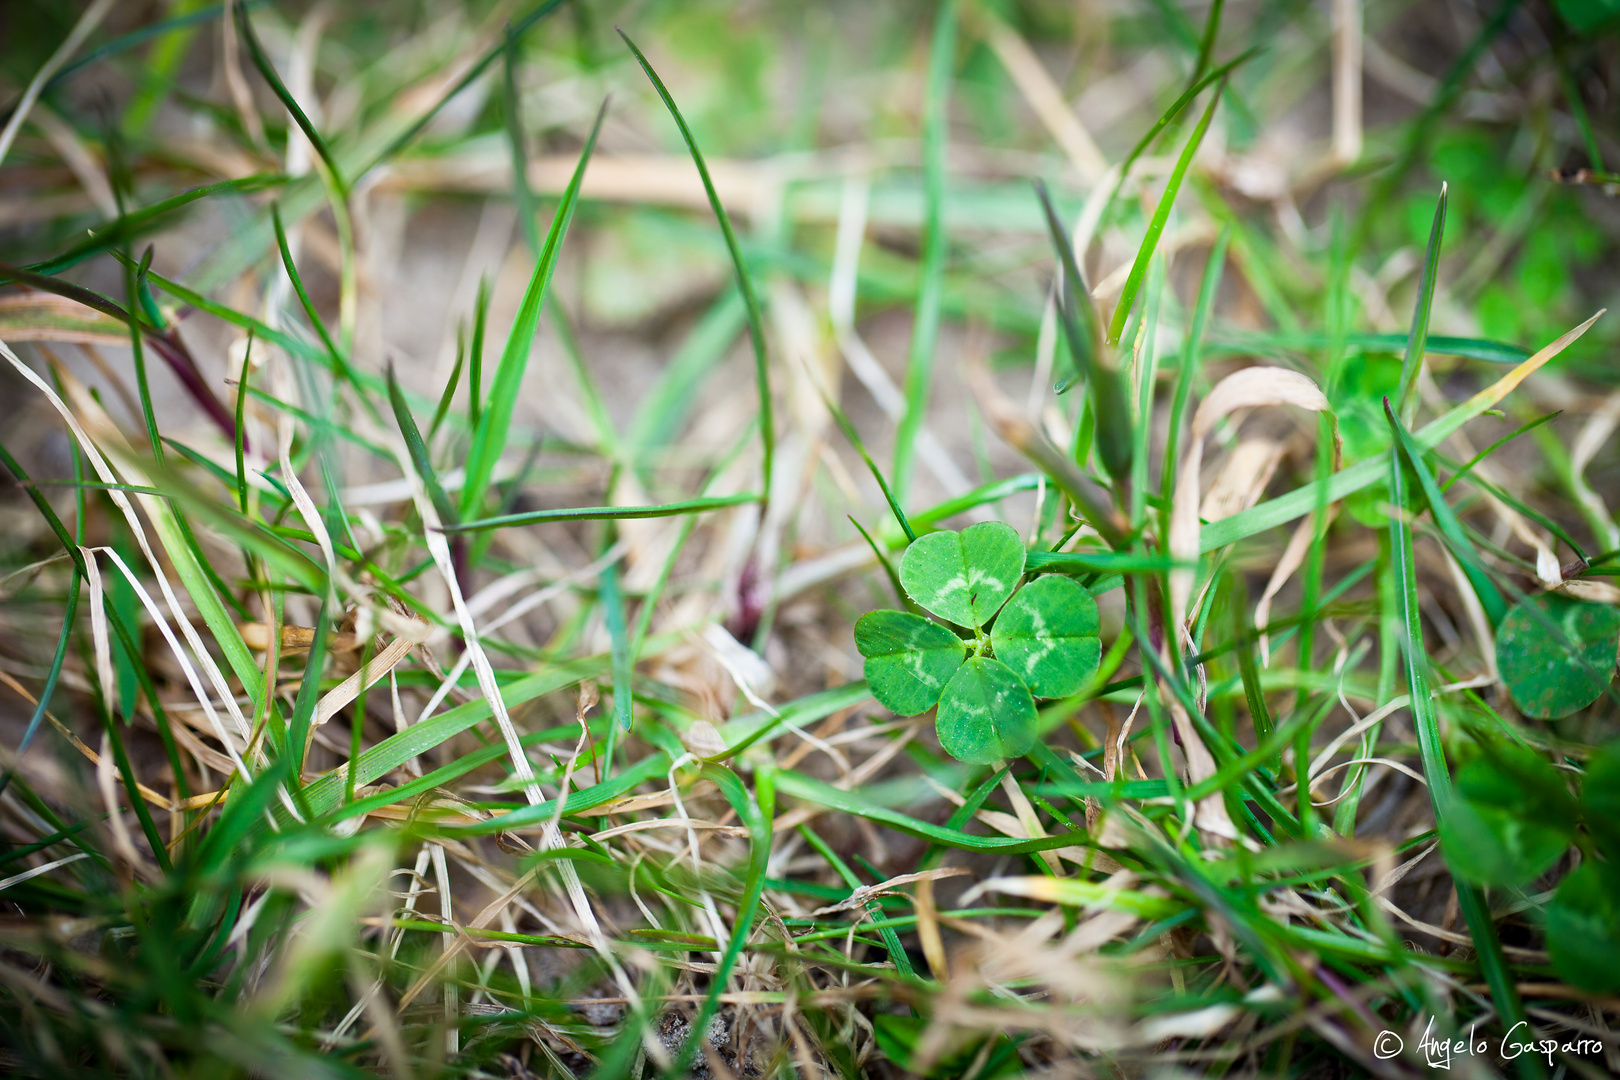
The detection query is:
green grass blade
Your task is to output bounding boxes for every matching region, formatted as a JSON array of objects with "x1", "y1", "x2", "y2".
[
  {"x1": 234, "y1": 334, "x2": 252, "y2": 513},
  {"x1": 1117, "y1": 46, "x2": 1260, "y2": 182},
  {"x1": 319, "y1": 723, "x2": 577, "y2": 827},
  {"x1": 233, "y1": 3, "x2": 347, "y2": 195},
  {"x1": 1386, "y1": 416, "x2": 1541, "y2": 1077},
  {"x1": 120, "y1": 241, "x2": 165, "y2": 463},
  {"x1": 1191, "y1": 0, "x2": 1225, "y2": 80},
  {"x1": 131, "y1": 262, "x2": 331, "y2": 367},
  {"x1": 774, "y1": 768, "x2": 1084, "y2": 855},
  {"x1": 1032, "y1": 187, "x2": 1102, "y2": 375},
  {"x1": 1229, "y1": 578, "x2": 1278, "y2": 769},
  {"x1": 284, "y1": 593, "x2": 325, "y2": 798},
  {"x1": 799, "y1": 824, "x2": 917, "y2": 979},
  {"x1": 1128, "y1": 257, "x2": 1165, "y2": 522},
  {"x1": 452, "y1": 750, "x2": 675, "y2": 835},
  {"x1": 287, "y1": 650, "x2": 642, "y2": 823},
  {"x1": 600, "y1": 560, "x2": 633, "y2": 735},
  {"x1": 270, "y1": 203, "x2": 349, "y2": 383},
  {"x1": 0, "y1": 261, "x2": 148, "y2": 335},
  {"x1": 819, "y1": 382, "x2": 914, "y2": 542},
  {"x1": 469, "y1": 274, "x2": 489, "y2": 428},
  {"x1": 384, "y1": 362, "x2": 457, "y2": 528},
  {"x1": 1162, "y1": 227, "x2": 1227, "y2": 495},
  {"x1": 716, "y1": 684, "x2": 872, "y2": 763},
  {"x1": 1035, "y1": 181, "x2": 1132, "y2": 486},
  {"x1": 1025, "y1": 549, "x2": 1178, "y2": 573},
  {"x1": 620, "y1": 31, "x2": 775, "y2": 506},
  {"x1": 16, "y1": 174, "x2": 281, "y2": 280},
  {"x1": 350, "y1": 0, "x2": 568, "y2": 181},
  {"x1": 136, "y1": 457, "x2": 325, "y2": 592},
  {"x1": 427, "y1": 329, "x2": 465, "y2": 440},
  {"x1": 1440, "y1": 411, "x2": 1559, "y2": 493},
  {"x1": 891, "y1": 0, "x2": 957, "y2": 507},
  {"x1": 441, "y1": 493, "x2": 758, "y2": 534},
  {"x1": 912, "y1": 474, "x2": 1041, "y2": 529},
  {"x1": 460, "y1": 100, "x2": 606, "y2": 520},
  {"x1": 0, "y1": 564, "x2": 78, "y2": 800},
  {"x1": 1384, "y1": 401, "x2": 1507, "y2": 626},
  {"x1": 918, "y1": 764, "x2": 1006, "y2": 869},
  {"x1": 1106, "y1": 78, "x2": 1224, "y2": 346},
  {"x1": 14, "y1": 174, "x2": 283, "y2": 280},
  {"x1": 1396, "y1": 184, "x2": 1447, "y2": 421},
  {"x1": 1212, "y1": 330, "x2": 1530, "y2": 365},
  {"x1": 666, "y1": 763, "x2": 774, "y2": 1077},
  {"x1": 848, "y1": 515, "x2": 909, "y2": 608},
  {"x1": 0, "y1": 441, "x2": 197, "y2": 805}
]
